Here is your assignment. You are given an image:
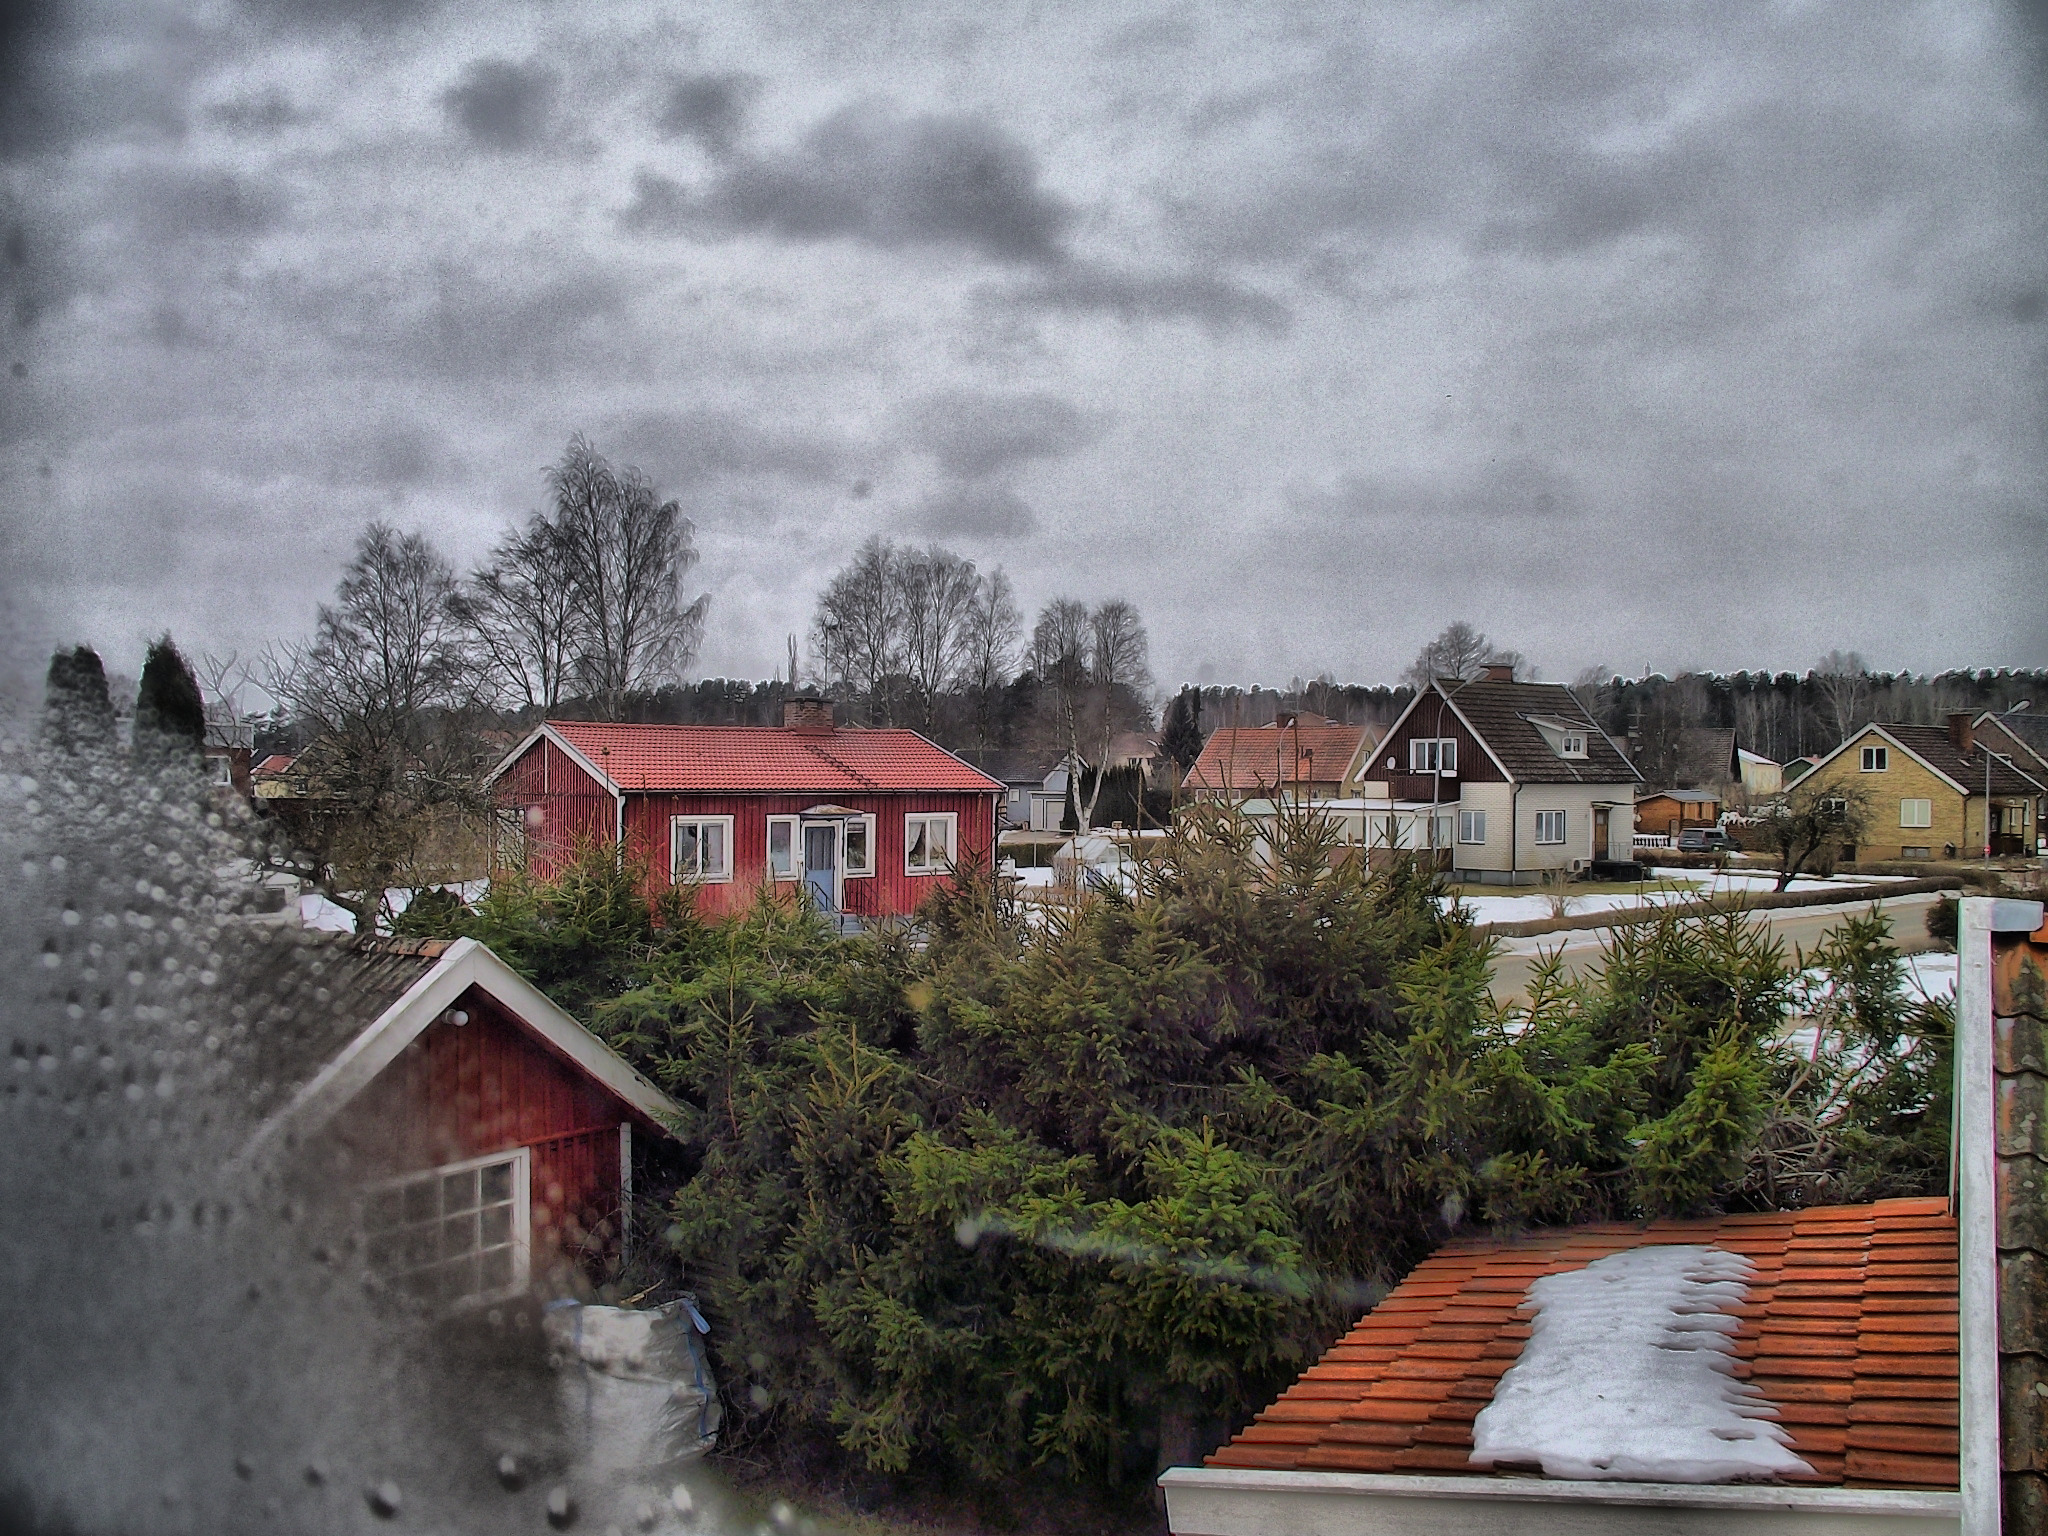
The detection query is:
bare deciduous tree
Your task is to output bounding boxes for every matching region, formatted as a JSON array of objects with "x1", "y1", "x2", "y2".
[
  {"x1": 812, "y1": 536, "x2": 905, "y2": 723},
  {"x1": 962, "y1": 567, "x2": 1021, "y2": 748},
  {"x1": 267, "y1": 523, "x2": 480, "y2": 931},
  {"x1": 455, "y1": 515, "x2": 584, "y2": 714},
  {"x1": 897, "y1": 545, "x2": 983, "y2": 730},
  {"x1": 1812, "y1": 650, "x2": 1871, "y2": 745},
  {"x1": 1403, "y1": 620, "x2": 1523, "y2": 687},
  {"x1": 546, "y1": 435, "x2": 710, "y2": 721}
]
